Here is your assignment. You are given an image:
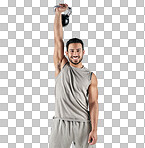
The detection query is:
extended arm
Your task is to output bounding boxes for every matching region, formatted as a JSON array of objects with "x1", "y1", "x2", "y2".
[
  {"x1": 54, "y1": 10, "x2": 63, "y2": 43},
  {"x1": 53, "y1": 6, "x2": 64, "y2": 63},
  {"x1": 53, "y1": 4, "x2": 68, "y2": 66}
]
